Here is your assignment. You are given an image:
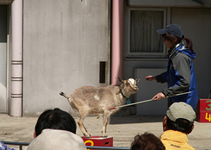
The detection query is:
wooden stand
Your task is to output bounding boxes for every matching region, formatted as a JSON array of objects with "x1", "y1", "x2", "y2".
[
  {"x1": 81, "y1": 136, "x2": 113, "y2": 150},
  {"x1": 197, "y1": 99, "x2": 211, "y2": 122}
]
